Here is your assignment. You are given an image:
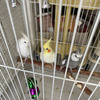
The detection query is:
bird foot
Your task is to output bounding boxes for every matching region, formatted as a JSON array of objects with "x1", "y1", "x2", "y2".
[
  {"x1": 51, "y1": 63, "x2": 54, "y2": 68},
  {"x1": 60, "y1": 66, "x2": 64, "y2": 71},
  {"x1": 69, "y1": 68, "x2": 73, "y2": 76},
  {"x1": 16, "y1": 56, "x2": 20, "y2": 61},
  {"x1": 26, "y1": 90, "x2": 29, "y2": 94},
  {"x1": 25, "y1": 58, "x2": 27, "y2": 62},
  {"x1": 23, "y1": 58, "x2": 27, "y2": 64},
  {"x1": 21, "y1": 66, "x2": 25, "y2": 70}
]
